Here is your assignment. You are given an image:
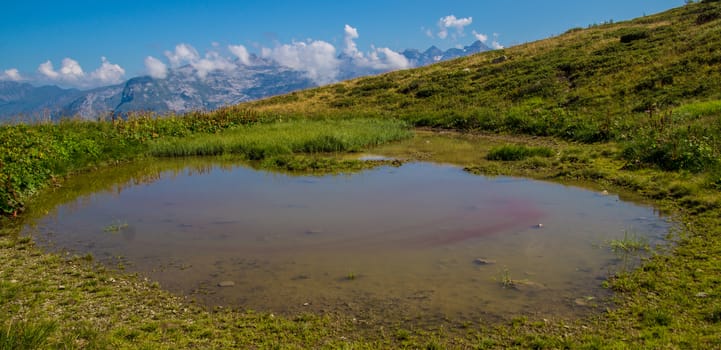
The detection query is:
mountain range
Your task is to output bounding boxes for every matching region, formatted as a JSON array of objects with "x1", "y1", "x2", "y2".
[{"x1": 0, "y1": 41, "x2": 490, "y2": 122}]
